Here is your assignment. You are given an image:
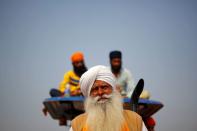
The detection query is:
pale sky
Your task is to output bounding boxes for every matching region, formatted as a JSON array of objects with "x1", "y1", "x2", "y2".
[{"x1": 0, "y1": 1, "x2": 197, "y2": 131}]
